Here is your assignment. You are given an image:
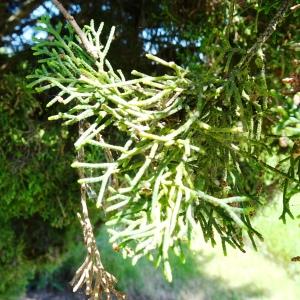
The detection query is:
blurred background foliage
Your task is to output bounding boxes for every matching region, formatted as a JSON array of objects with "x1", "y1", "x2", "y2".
[{"x1": 0, "y1": 0, "x2": 299, "y2": 299}]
